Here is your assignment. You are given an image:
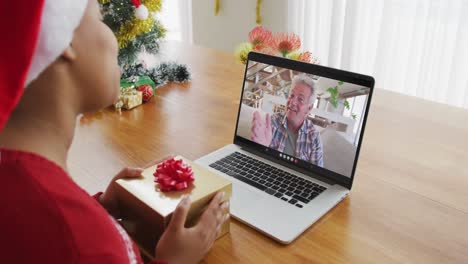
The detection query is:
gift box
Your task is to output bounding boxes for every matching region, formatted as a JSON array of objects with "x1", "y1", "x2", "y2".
[
  {"x1": 114, "y1": 87, "x2": 143, "y2": 110},
  {"x1": 115, "y1": 156, "x2": 232, "y2": 260},
  {"x1": 121, "y1": 75, "x2": 156, "y2": 90}
]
